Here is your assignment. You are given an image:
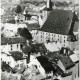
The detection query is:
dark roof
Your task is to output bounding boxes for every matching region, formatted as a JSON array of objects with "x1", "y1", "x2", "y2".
[
  {"x1": 9, "y1": 51, "x2": 23, "y2": 61},
  {"x1": 40, "y1": 9, "x2": 73, "y2": 35},
  {"x1": 1, "y1": 37, "x2": 26, "y2": 45},
  {"x1": 46, "y1": 51, "x2": 60, "y2": 62},
  {"x1": 59, "y1": 54, "x2": 75, "y2": 70},
  {"x1": 26, "y1": 23, "x2": 40, "y2": 31},
  {"x1": 37, "y1": 56, "x2": 54, "y2": 72},
  {"x1": 46, "y1": 51, "x2": 75, "y2": 70},
  {"x1": 22, "y1": 43, "x2": 47, "y2": 54},
  {"x1": 1, "y1": 62, "x2": 16, "y2": 73},
  {"x1": 60, "y1": 47, "x2": 76, "y2": 56},
  {"x1": 22, "y1": 44, "x2": 32, "y2": 53},
  {"x1": 31, "y1": 43, "x2": 47, "y2": 53}
]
